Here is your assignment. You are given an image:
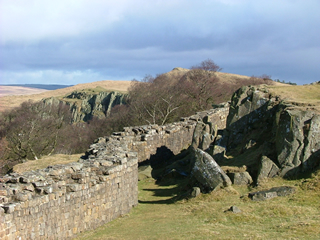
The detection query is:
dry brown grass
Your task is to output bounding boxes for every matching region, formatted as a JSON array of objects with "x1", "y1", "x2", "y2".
[
  {"x1": 0, "y1": 80, "x2": 132, "y2": 112},
  {"x1": 12, "y1": 154, "x2": 82, "y2": 174},
  {"x1": 267, "y1": 84, "x2": 320, "y2": 105},
  {"x1": 264, "y1": 84, "x2": 320, "y2": 113}
]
